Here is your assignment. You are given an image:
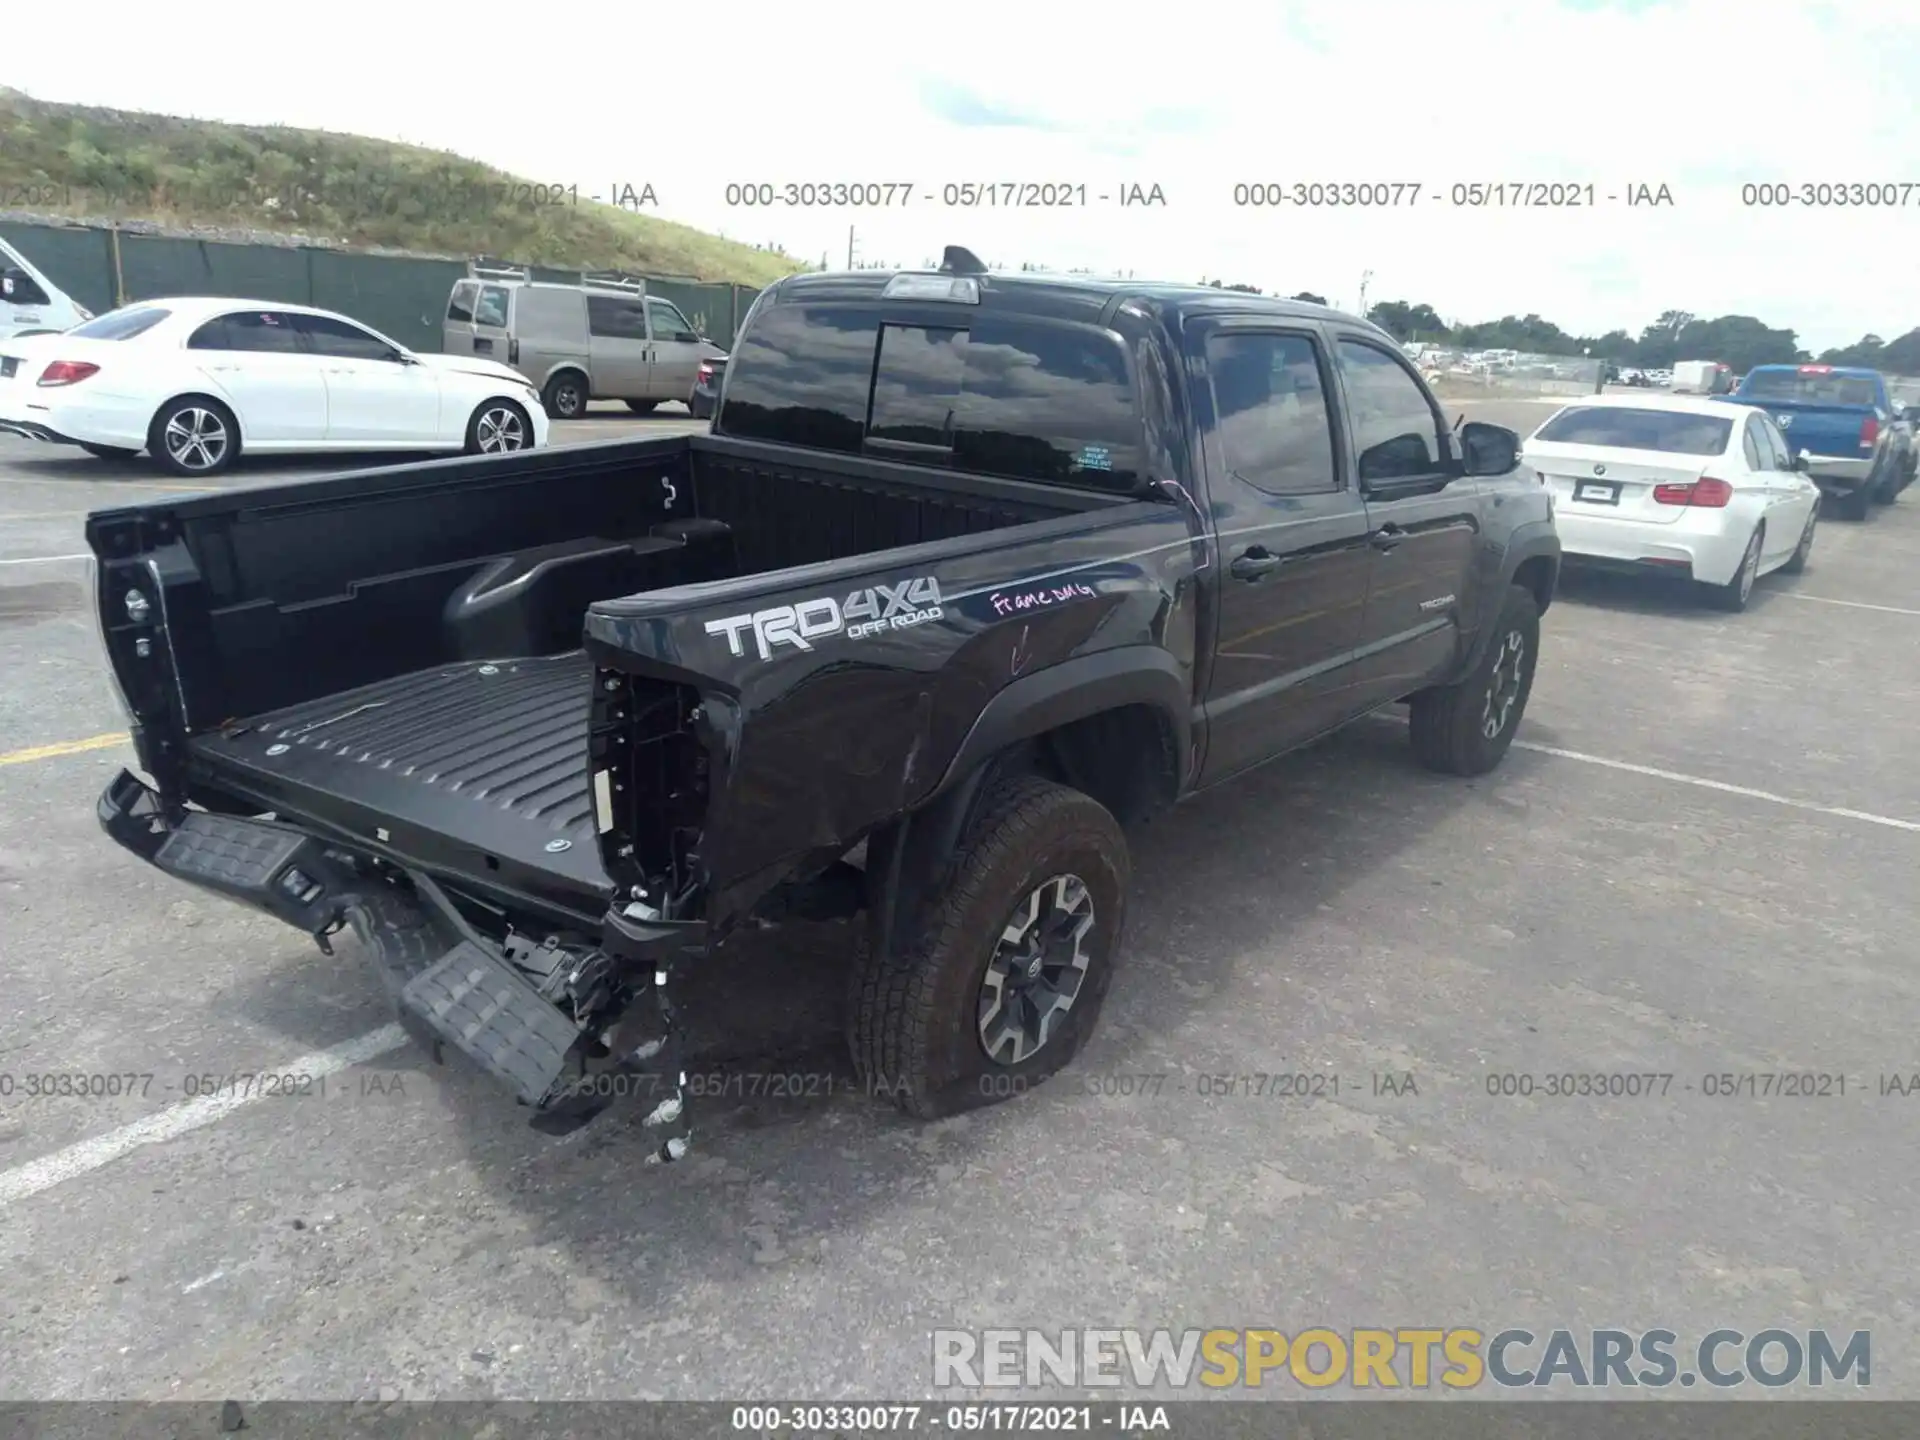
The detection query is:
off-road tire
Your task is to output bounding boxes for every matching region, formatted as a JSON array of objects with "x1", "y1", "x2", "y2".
[
  {"x1": 541, "y1": 371, "x2": 589, "y2": 420},
  {"x1": 1409, "y1": 583, "x2": 1540, "y2": 777},
  {"x1": 847, "y1": 775, "x2": 1129, "y2": 1121}
]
